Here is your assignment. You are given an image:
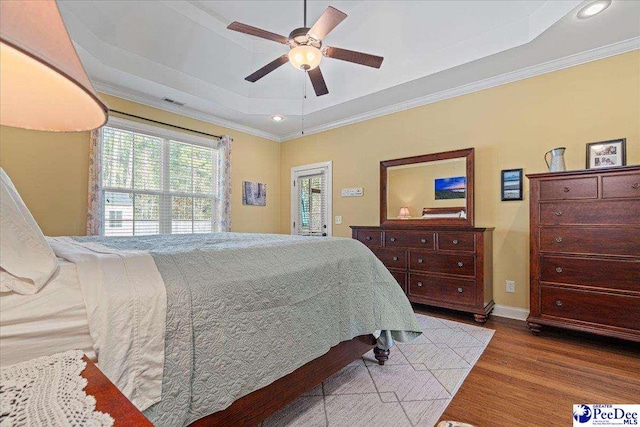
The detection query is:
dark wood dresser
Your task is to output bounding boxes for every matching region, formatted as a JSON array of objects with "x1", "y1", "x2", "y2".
[
  {"x1": 351, "y1": 225, "x2": 494, "y2": 322},
  {"x1": 527, "y1": 166, "x2": 640, "y2": 342}
]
